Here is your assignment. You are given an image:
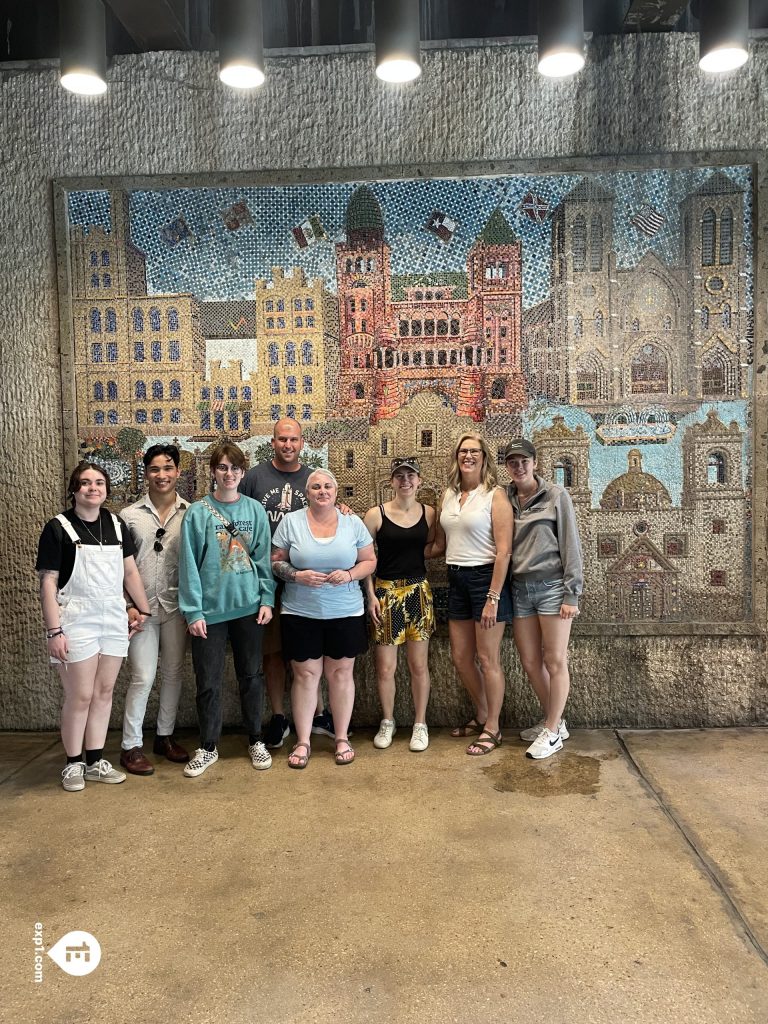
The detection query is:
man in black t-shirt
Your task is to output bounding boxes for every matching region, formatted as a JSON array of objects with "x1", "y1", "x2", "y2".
[{"x1": 240, "y1": 418, "x2": 334, "y2": 747}]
